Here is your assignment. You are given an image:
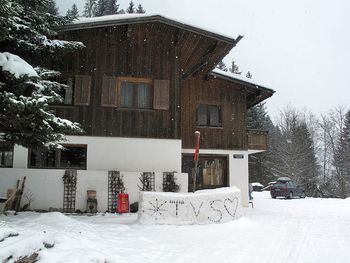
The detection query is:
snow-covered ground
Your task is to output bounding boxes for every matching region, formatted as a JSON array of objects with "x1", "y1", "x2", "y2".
[{"x1": 1, "y1": 191, "x2": 350, "y2": 263}]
